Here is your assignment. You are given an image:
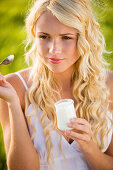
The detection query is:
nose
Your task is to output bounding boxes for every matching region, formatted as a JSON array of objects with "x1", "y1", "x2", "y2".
[{"x1": 49, "y1": 39, "x2": 62, "y2": 55}]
